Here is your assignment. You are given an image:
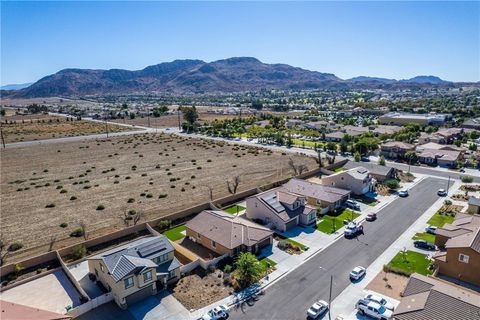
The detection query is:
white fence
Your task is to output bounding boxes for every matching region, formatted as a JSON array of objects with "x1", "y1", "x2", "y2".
[
  {"x1": 68, "y1": 293, "x2": 113, "y2": 318},
  {"x1": 199, "y1": 254, "x2": 228, "y2": 270},
  {"x1": 180, "y1": 259, "x2": 200, "y2": 274}
]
